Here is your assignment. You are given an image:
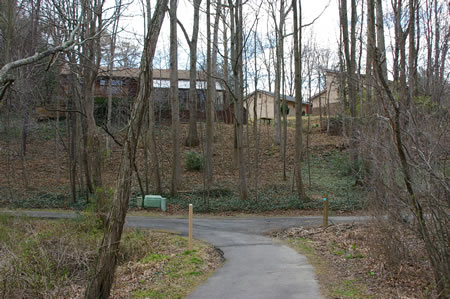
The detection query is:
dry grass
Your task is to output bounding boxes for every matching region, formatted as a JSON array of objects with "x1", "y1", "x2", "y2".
[
  {"x1": 276, "y1": 223, "x2": 437, "y2": 298},
  {"x1": 0, "y1": 215, "x2": 223, "y2": 298}
]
